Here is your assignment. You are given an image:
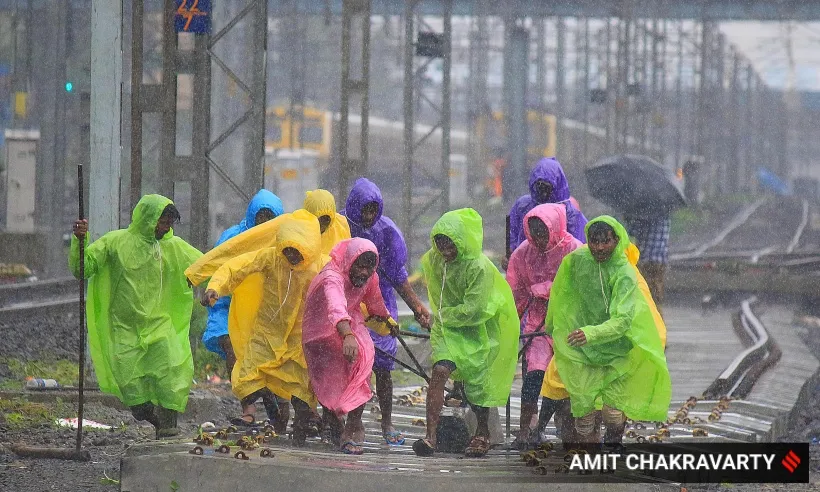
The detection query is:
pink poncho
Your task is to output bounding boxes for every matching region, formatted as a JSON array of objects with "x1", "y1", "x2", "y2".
[
  {"x1": 506, "y1": 204, "x2": 582, "y2": 373},
  {"x1": 302, "y1": 238, "x2": 390, "y2": 415}
]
